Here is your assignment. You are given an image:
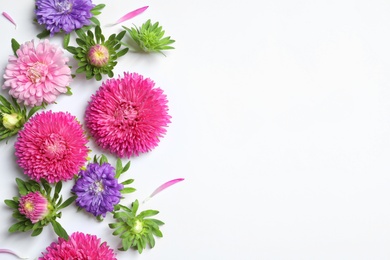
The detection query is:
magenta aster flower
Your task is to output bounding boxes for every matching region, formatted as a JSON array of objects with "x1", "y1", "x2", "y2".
[
  {"x1": 3, "y1": 39, "x2": 72, "y2": 106},
  {"x1": 39, "y1": 232, "x2": 117, "y2": 259},
  {"x1": 15, "y1": 111, "x2": 89, "y2": 183},
  {"x1": 85, "y1": 72, "x2": 171, "y2": 158},
  {"x1": 35, "y1": 0, "x2": 94, "y2": 36},
  {"x1": 72, "y1": 162, "x2": 123, "y2": 217},
  {"x1": 19, "y1": 191, "x2": 50, "y2": 224}
]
